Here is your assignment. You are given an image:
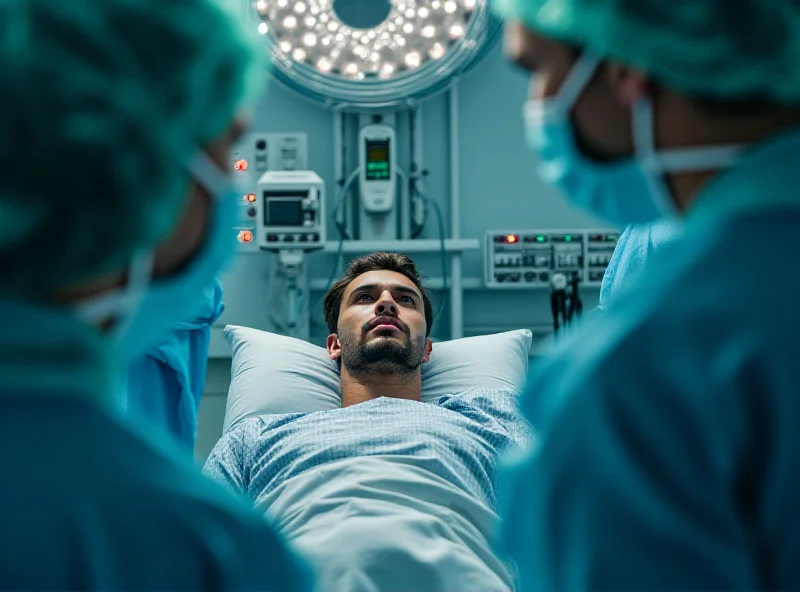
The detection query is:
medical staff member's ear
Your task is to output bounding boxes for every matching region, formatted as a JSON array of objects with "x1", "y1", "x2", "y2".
[
  {"x1": 326, "y1": 334, "x2": 342, "y2": 362},
  {"x1": 605, "y1": 64, "x2": 651, "y2": 107}
]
